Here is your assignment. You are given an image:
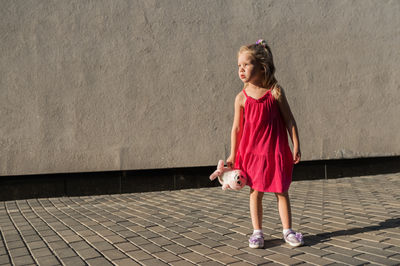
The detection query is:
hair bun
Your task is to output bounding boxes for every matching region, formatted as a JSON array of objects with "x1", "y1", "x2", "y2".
[{"x1": 256, "y1": 39, "x2": 267, "y2": 48}]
